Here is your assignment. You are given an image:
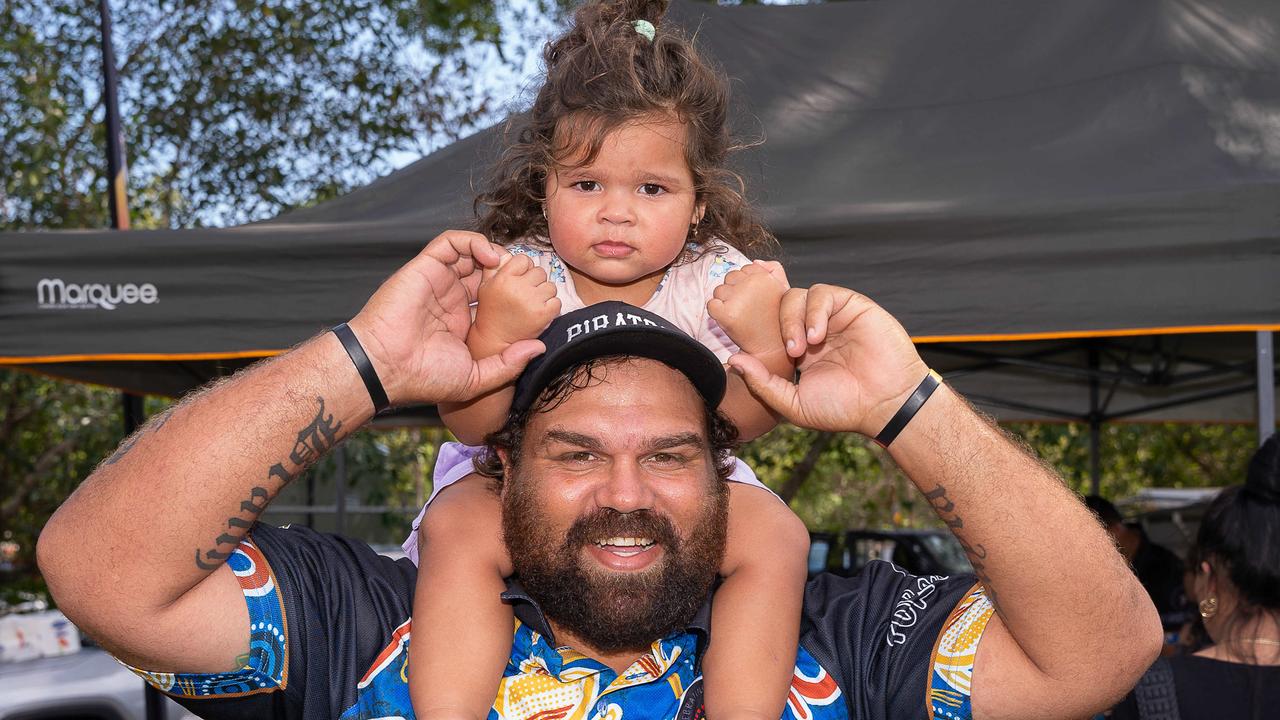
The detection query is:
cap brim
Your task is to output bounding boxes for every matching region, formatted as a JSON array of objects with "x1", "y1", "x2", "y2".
[{"x1": 513, "y1": 327, "x2": 726, "y2": 413}]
